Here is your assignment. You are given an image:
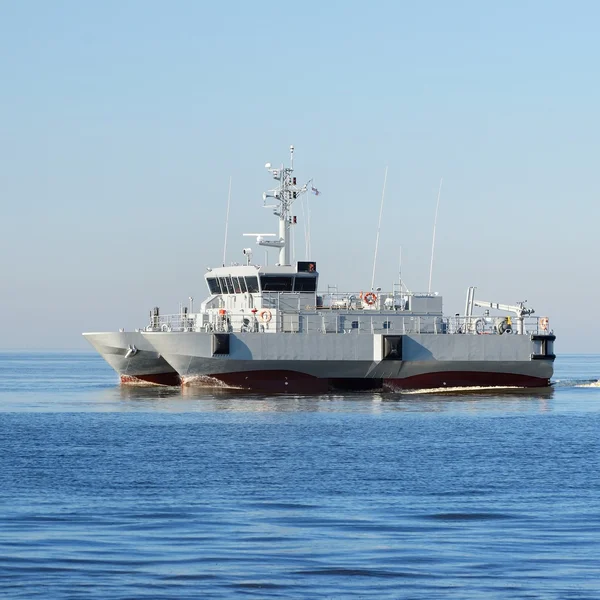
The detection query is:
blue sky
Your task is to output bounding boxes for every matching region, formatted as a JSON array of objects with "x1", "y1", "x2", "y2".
[{"x1": 1, "y1": 1, "x2": 598, "y2": 351}]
